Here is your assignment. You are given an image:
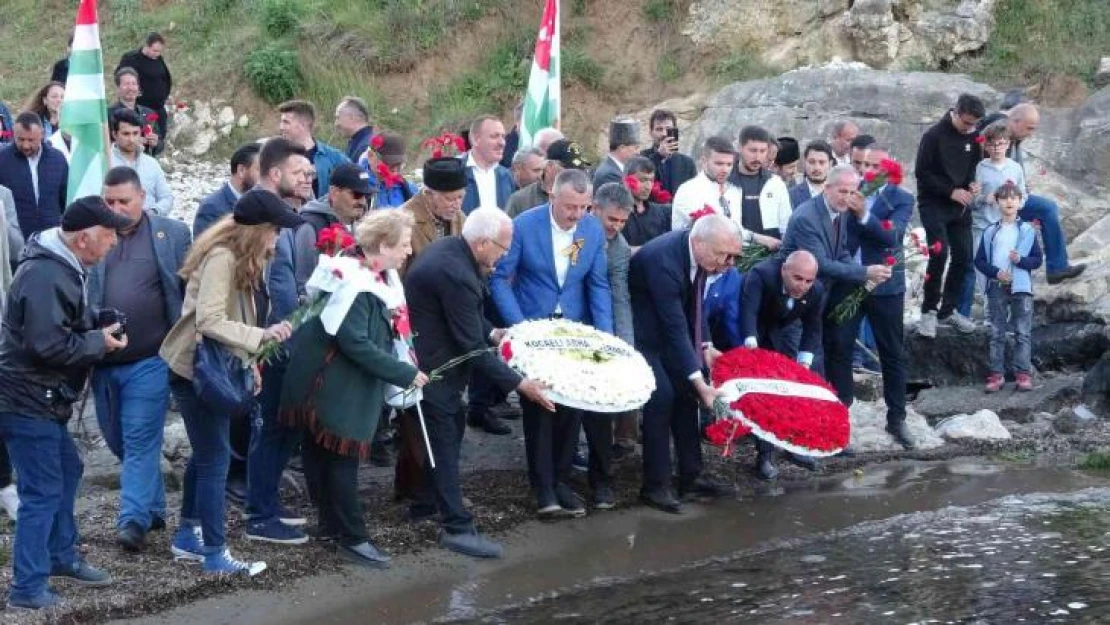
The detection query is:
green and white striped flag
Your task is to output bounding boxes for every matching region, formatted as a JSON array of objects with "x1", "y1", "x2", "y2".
[
  {"x1": 60, "y1": 0, "x2": 109, "y2": 203},
  {"x1": 520, "y1": 0, "x2": 560, "y2": 147}
]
